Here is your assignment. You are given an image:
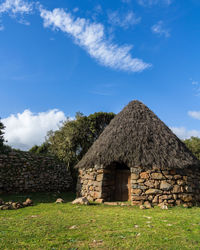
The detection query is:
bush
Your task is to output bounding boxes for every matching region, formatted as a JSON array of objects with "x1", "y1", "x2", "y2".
[{"x1": 184, "y1": 137, "x2": 200, "y2": 160}]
